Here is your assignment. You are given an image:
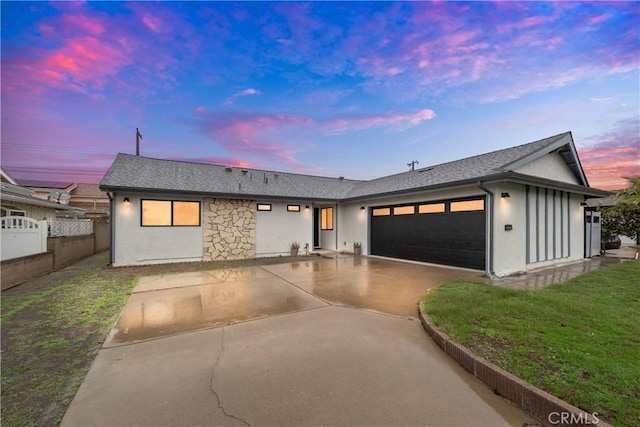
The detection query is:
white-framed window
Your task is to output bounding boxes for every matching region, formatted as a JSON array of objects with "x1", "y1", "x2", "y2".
[{"x1": 1, "y1": 206, "x2": 26, "y2": 217}]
